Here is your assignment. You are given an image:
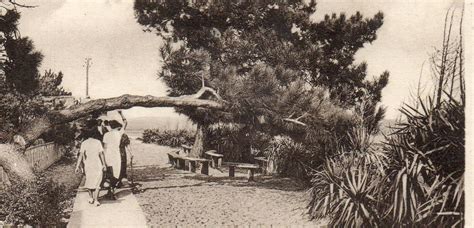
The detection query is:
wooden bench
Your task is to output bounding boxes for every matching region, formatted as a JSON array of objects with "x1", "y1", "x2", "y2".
[
  {"x1": 181, "y1": 144, "x2": 192, "y2": 155},
  {"x1": 167, "y1": 151, "x2": 186, "y2": 169},
  {"x1": 254, "y1": 157, "x2": 269, "y2": 174},
  {"x1": 223, "y1": 162, "x2": 260, "y2": 181},
  {"x1": 185, "y1": 157, "x2": 211, "y2": 175},
  {"x1": 205, "y1": 150, "x2": 224, "y2": 168},
  {"x1": 167, "y1": 151, "x2": 211, "y2": 175}
]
